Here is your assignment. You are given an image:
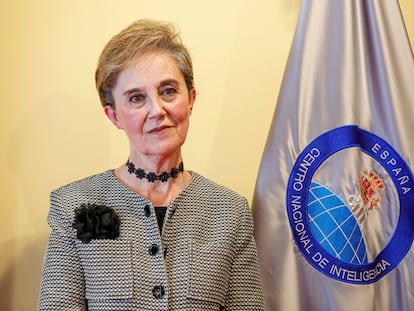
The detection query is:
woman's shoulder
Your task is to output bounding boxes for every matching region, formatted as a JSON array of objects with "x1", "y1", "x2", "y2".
[
  {"x1": 189, "y1": 171, "x2": 247, "y2": 202},
  {"x1": 47, "y1": 170, "x2": 119, "y2": 218},
  {"x1": 183, "y1": 172, "x2": 251, "y2": 222},
  {"x1": 52, "y1": 170, "x2": 115, "y2": 196}
]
